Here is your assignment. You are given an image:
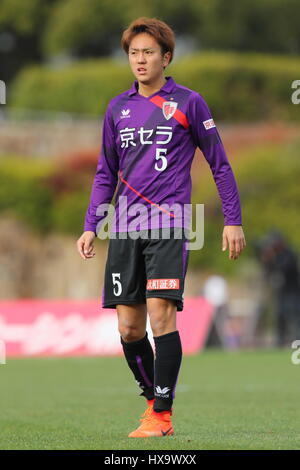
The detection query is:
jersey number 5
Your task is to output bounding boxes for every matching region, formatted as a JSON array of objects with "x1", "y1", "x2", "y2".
[
  {"x1": 112, "y1": 272, "x2": 122, "y2": 296},
  {"x1": 155, "y1": 148, "x2": 168, "y2": 172}
]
